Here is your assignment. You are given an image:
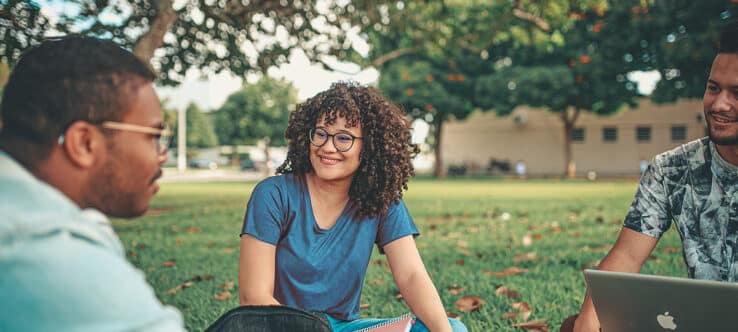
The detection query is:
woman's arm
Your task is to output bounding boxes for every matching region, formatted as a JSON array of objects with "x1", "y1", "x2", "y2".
[
  {"x1": 238, "y1": 234, "x2": 281, "y2": 305},
  {"x1": 385, "y1": 235, "x2": 452, "y2": 332}
]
